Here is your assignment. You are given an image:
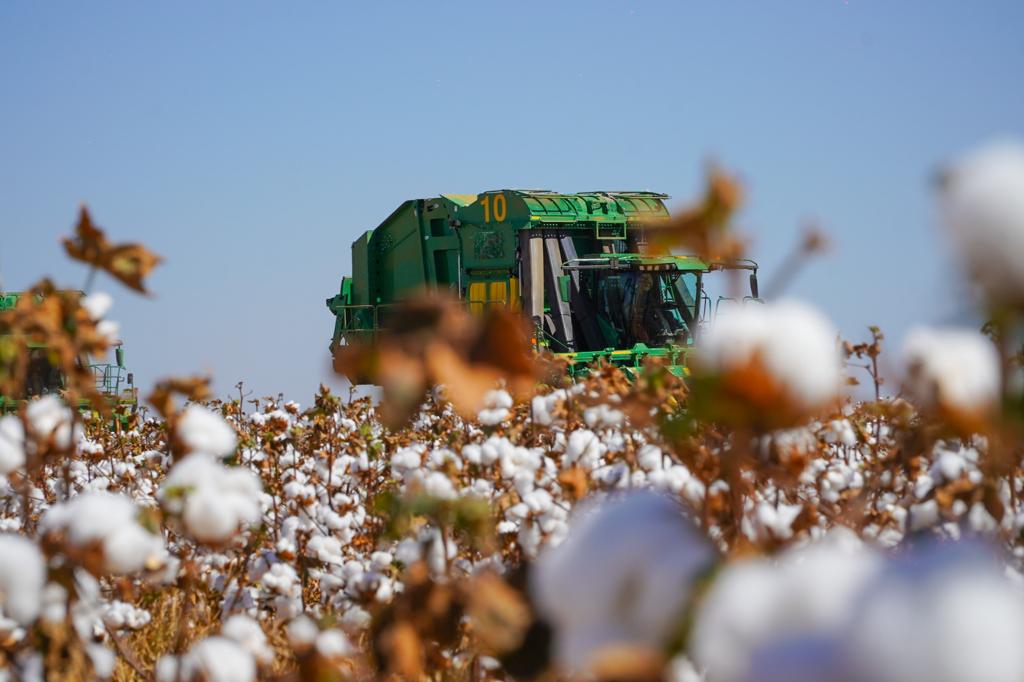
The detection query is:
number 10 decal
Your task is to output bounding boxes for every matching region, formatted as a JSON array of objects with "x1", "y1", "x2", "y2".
[{"x1": 480, "y1": 193, "x2": 507, "y2": 223}]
